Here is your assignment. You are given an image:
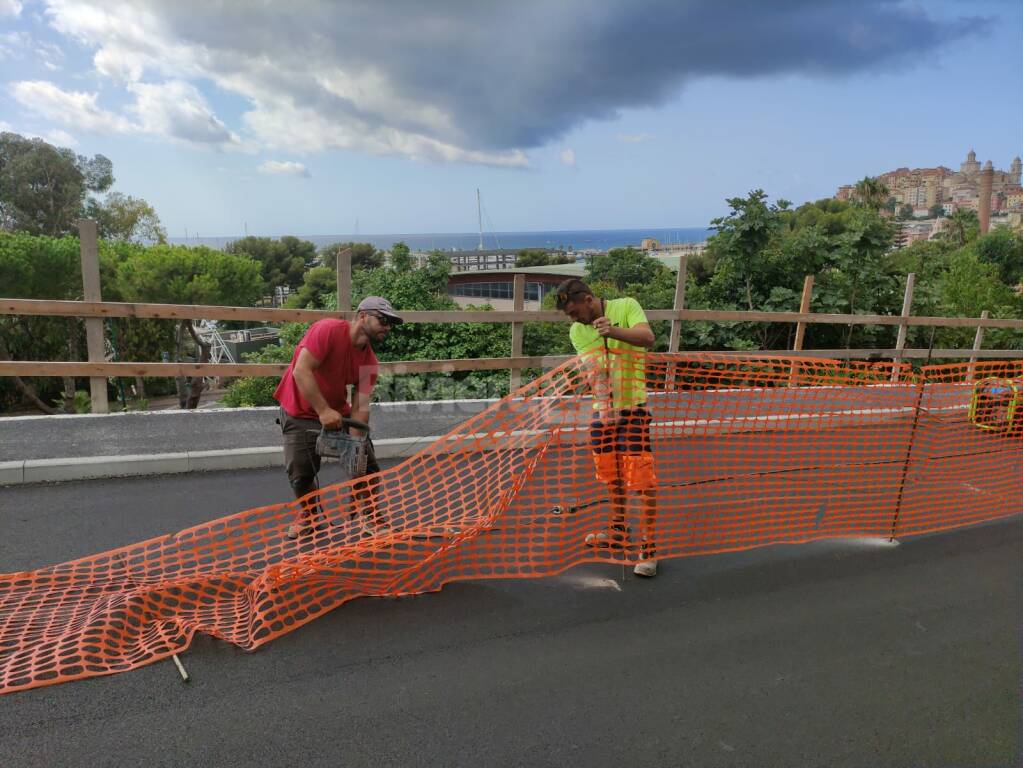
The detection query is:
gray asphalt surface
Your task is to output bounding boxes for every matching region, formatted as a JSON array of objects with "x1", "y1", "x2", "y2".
[{"x1": 1, "y1": 466, "x2": 1019, "y2": 767}]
